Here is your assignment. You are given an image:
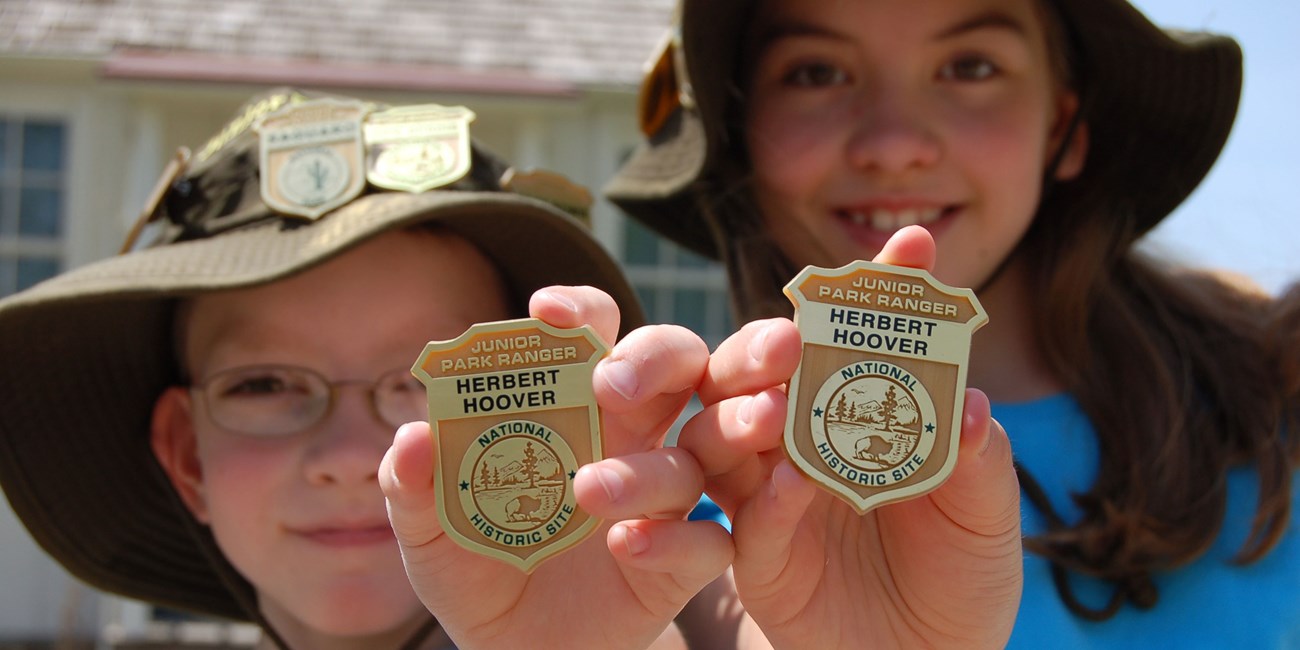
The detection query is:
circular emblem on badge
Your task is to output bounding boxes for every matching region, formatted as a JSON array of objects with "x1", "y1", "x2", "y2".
[
  {"x1": 811, "y1": 360, "x2": 938, "y2": 486},
  {"x1": 373, "y1": 141, "x2": 455, "y2": 186},
  {"x1": 458, "y1": 419, "x2": 579, "y2": 547},
  {"x1": 277, "y1": 146, "x2": 351, "y2": 207}
]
